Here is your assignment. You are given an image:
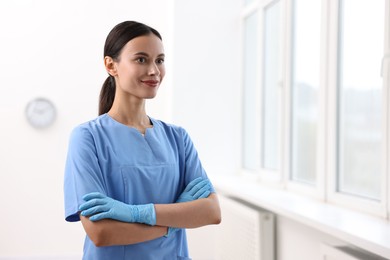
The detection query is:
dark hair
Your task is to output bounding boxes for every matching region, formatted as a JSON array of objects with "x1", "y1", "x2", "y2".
[{"x1": 98, "y1": 21, "x2": 162, "y2": 115}]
